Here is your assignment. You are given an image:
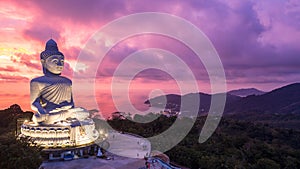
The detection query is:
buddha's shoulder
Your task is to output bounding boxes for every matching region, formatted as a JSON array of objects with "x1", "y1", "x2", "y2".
[
  {"x1": 31, "y1": 76, "x2": 72, "y2": 84},
  {"x1": 31, "y1": 76, "x2": 46, "y2": 83},
  {"x1": 59, "y1": 76, "x2": 72, "y2": 83}
]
